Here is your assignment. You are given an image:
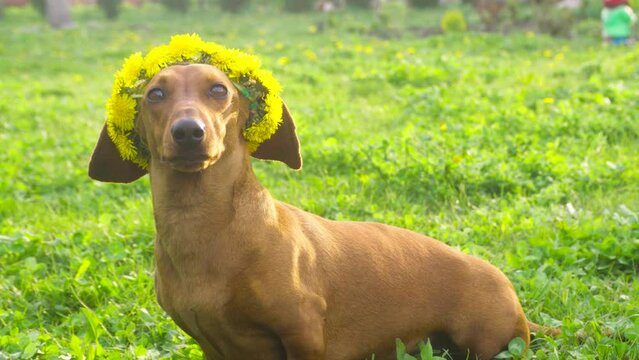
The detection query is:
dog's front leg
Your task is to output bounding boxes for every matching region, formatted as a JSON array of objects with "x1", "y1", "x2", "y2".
[
  {"x1": 279, "y1": 320, "x2": 325, "y2": 360},
  {"x1": 276, "y1": 296, "x2": 327, "y2": 360}
]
